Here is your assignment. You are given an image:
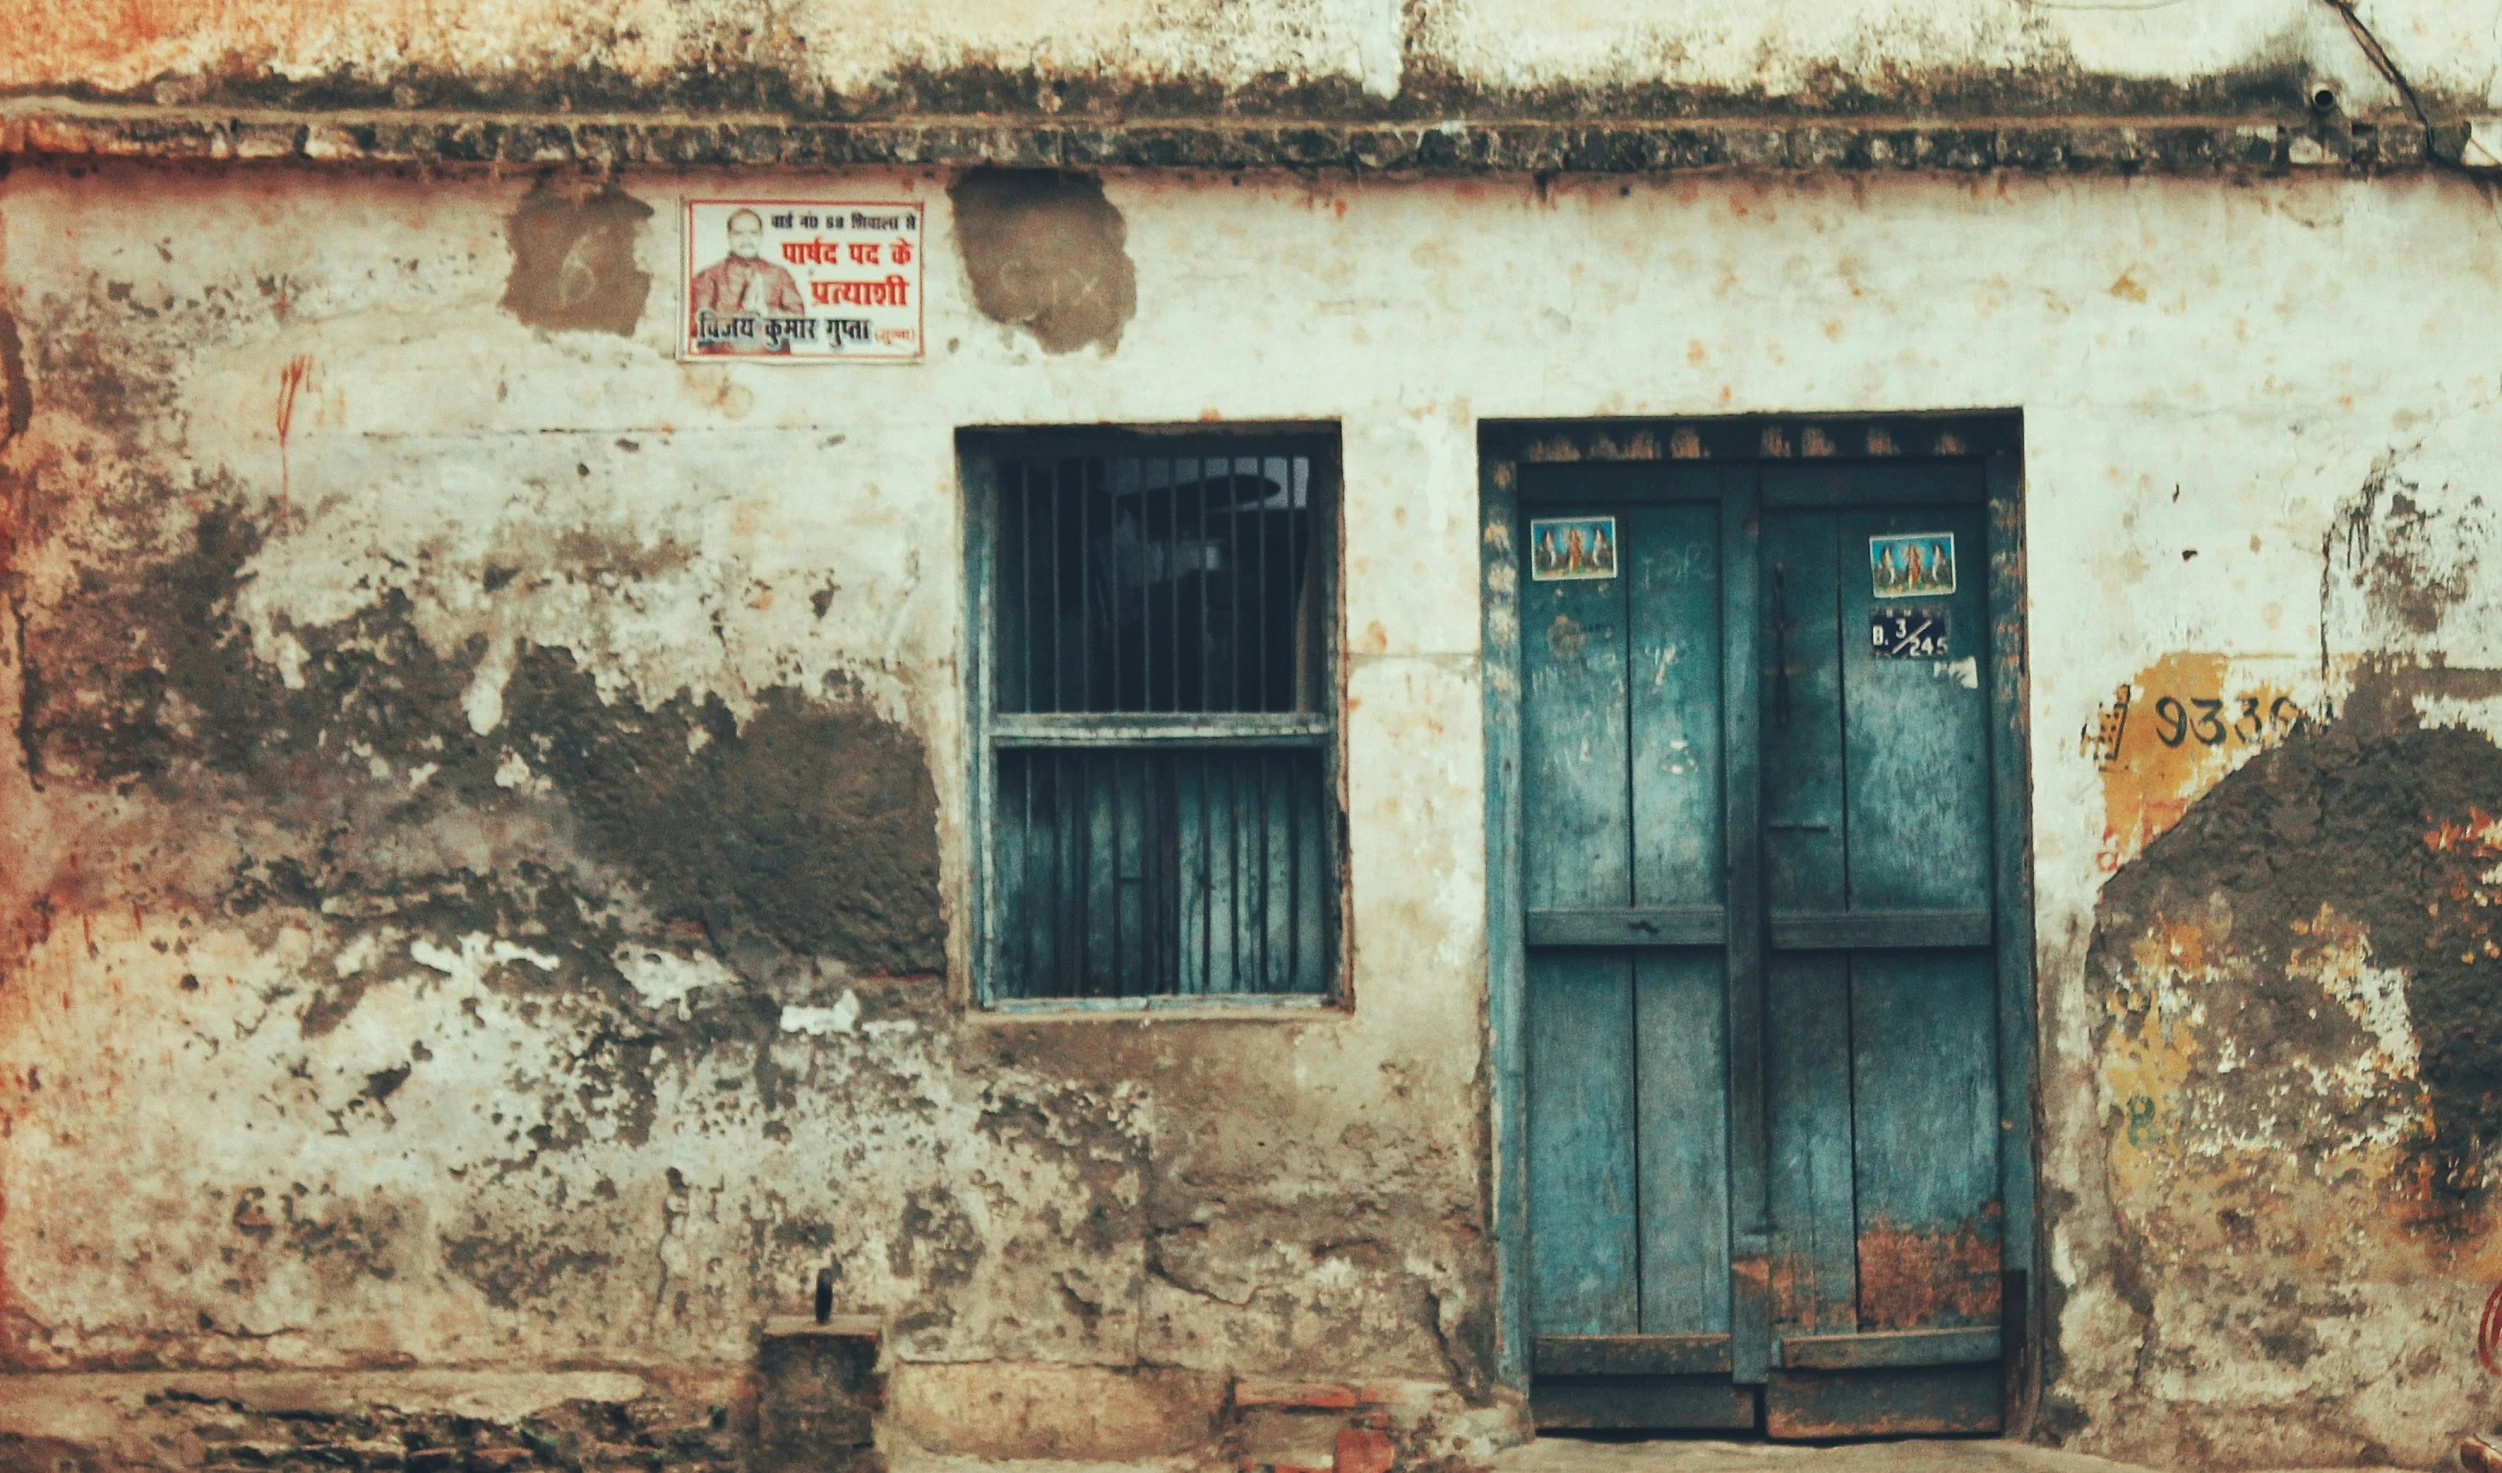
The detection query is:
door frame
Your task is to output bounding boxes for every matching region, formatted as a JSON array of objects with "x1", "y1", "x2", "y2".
[{"x1": 1478, "y1": 415, "x2": 2039, "y2": 1428}]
